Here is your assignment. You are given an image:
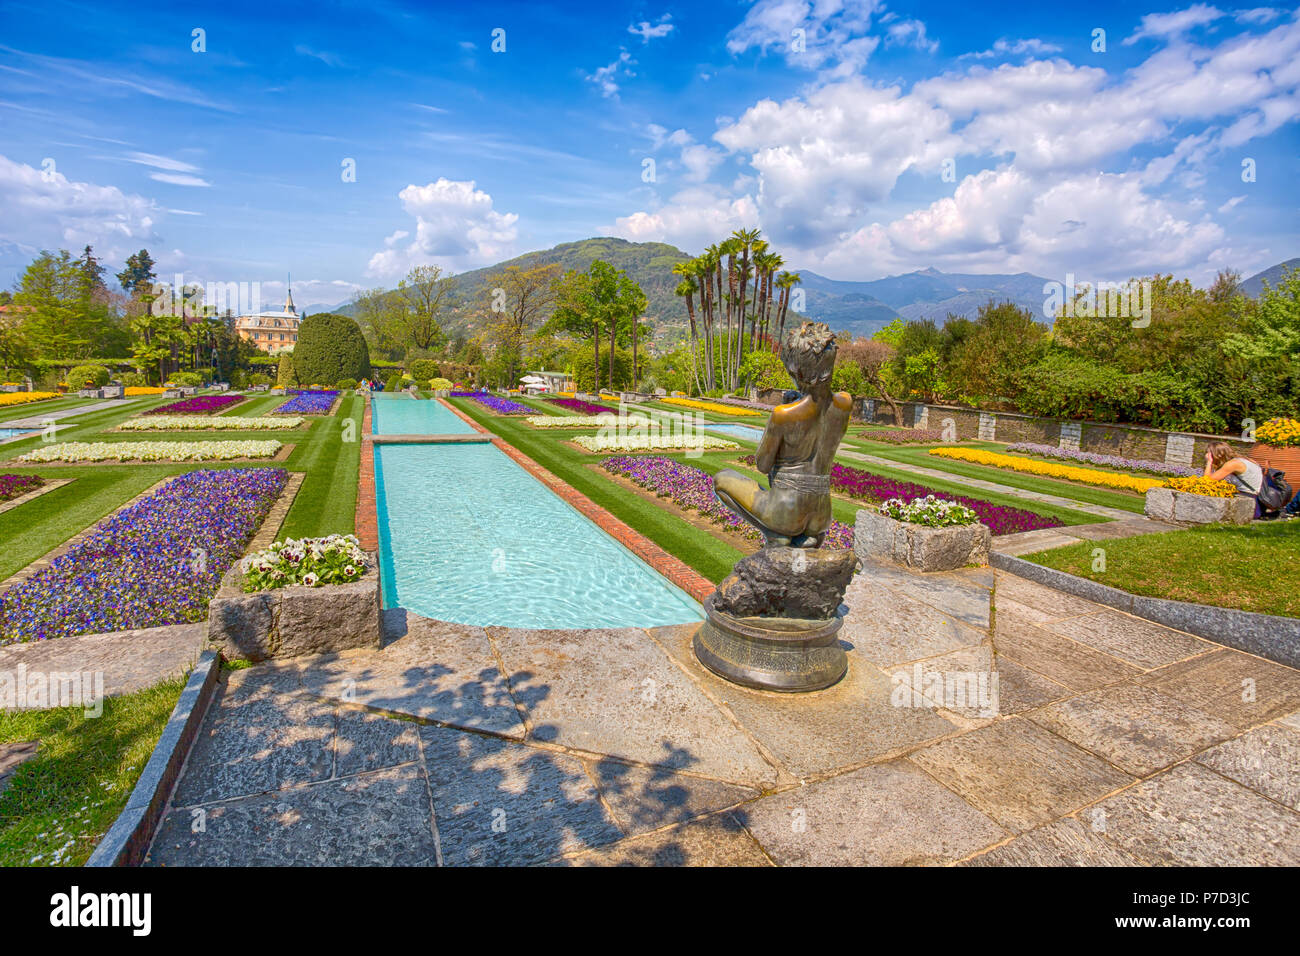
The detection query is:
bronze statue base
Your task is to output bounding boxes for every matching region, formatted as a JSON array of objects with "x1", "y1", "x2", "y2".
[{"x1": 692, "y1": 594, "x2": 847, "y2": 693}]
